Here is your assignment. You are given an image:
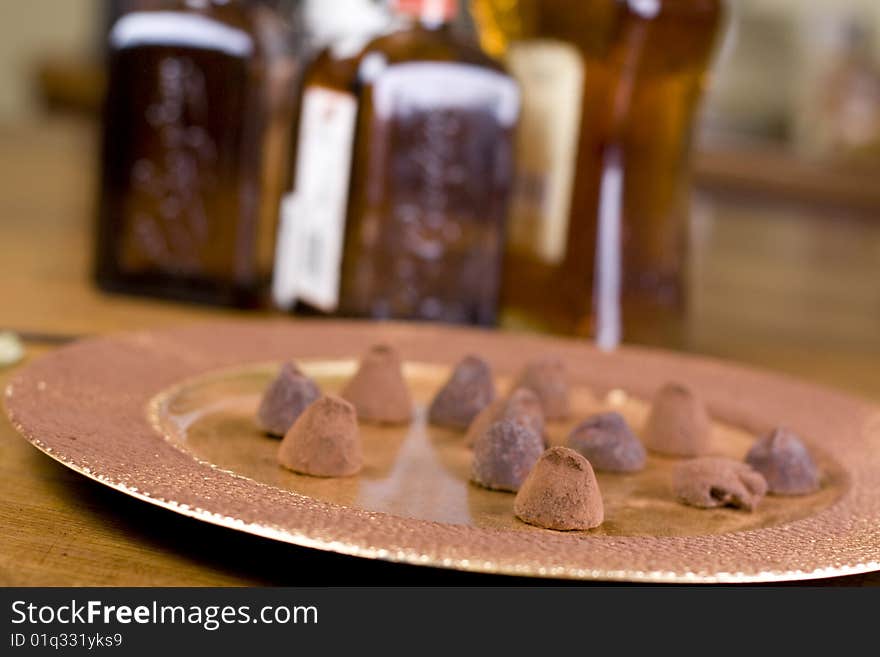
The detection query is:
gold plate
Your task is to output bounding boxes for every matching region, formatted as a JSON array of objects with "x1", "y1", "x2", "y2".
[{"x1": 5, "y1": 320, "x2": 880, "y2": 582}]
